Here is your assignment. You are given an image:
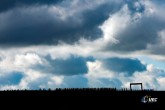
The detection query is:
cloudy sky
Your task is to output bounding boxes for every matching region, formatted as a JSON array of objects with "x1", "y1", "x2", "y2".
[{"x1": 0, "y1": 0, "x2": 165, "y2": 90}]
